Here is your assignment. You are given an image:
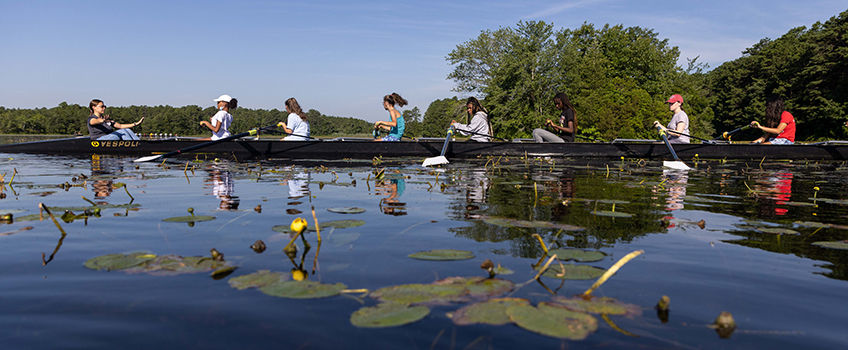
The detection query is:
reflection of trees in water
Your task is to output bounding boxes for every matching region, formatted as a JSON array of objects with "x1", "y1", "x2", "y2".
[{"x1": 445, "y1": 166, "x2": 666, "y2": 259}]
